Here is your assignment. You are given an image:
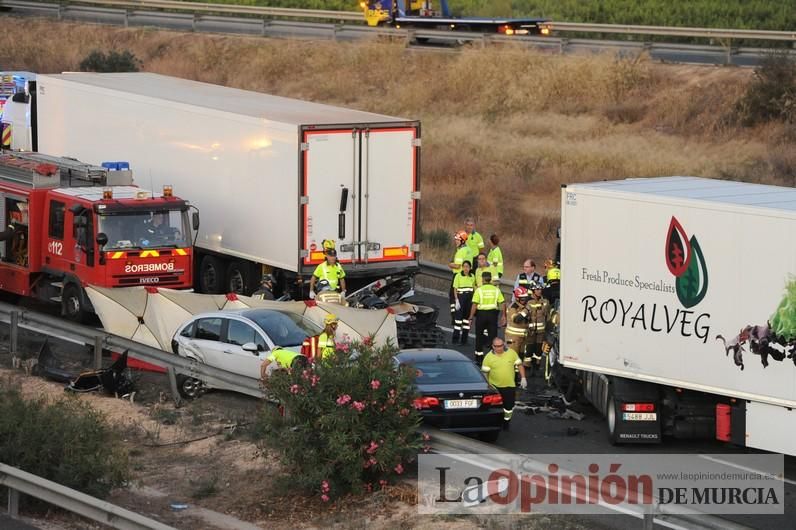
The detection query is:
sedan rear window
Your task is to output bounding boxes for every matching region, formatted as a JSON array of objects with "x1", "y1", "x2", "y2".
[
  {"x1": 411, "y1": 361, "x2": 486, "y2": 385},
  {"x1": 247, "y1": 310, "x2": 322, "y2": 347}
]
